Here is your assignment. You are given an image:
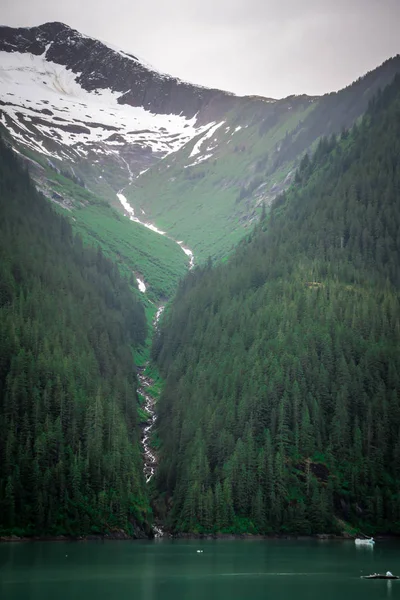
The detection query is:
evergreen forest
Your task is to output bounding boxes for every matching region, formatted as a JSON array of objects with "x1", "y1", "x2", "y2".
[
  {"x1": 0, "y1": 140, "x2": 151, "y2": 537},
  {"x1": 152, "y1": 75, "x2": 400, "y2": 535},
  {"x1": 1, "y1": 68, "x2": 400, "y2": 542}
]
